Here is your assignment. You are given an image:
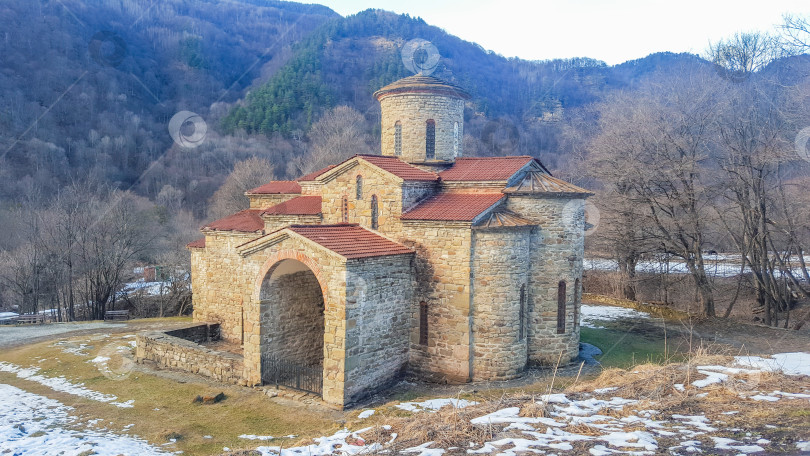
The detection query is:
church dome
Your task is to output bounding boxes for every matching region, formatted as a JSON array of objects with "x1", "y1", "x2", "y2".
[{"x1": 373, "y1": 75, "x2": 471, "y2": 101}]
